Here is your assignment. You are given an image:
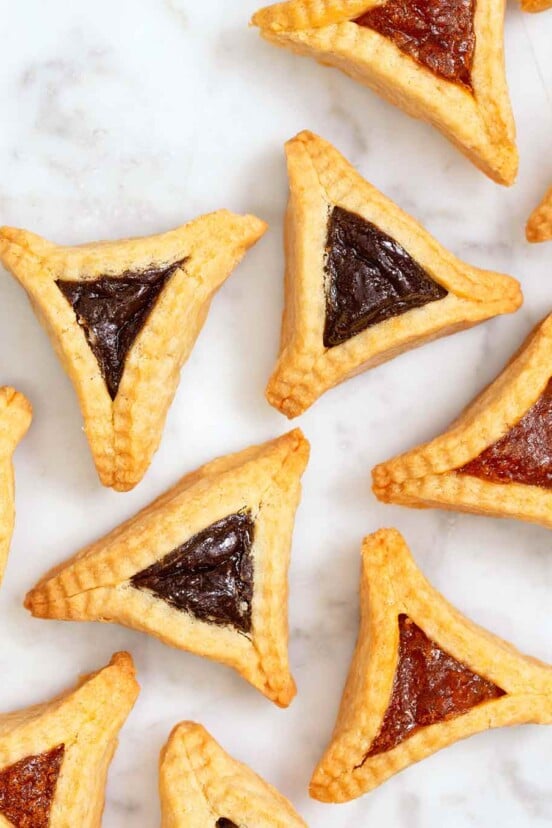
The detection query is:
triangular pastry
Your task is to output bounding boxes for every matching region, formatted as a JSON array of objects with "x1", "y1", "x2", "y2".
[
  {"x1": 159, "y1": 722, "x2": 307, "y2": 827},
  {"x1": 0, "y1": 212, "x2": 267, "y2": 491},
  {"x1": 0, "y1": 388, "x2": 32, "y2": 587},
  {"x1": 373, "y1": 313, "x2": 552, "y2": 528},
  {"x1": 0, "y1": 651, "x2": 139, "y2": 827},
  {"x1": 25, "y1": 430, "x2": 310, "y2": 707},
  {"x1": 266, "y1": 132, "x2": 522, "y2": 418},
  {"x1": 252, "y1": 0, "x2": 518, "y2": 185},
  {"x1": 526, "y1": 186, "x2": 552, "y2": 241},
  {"x1": 310, "y1": 529, "x2": 552, "y2": 802}
]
